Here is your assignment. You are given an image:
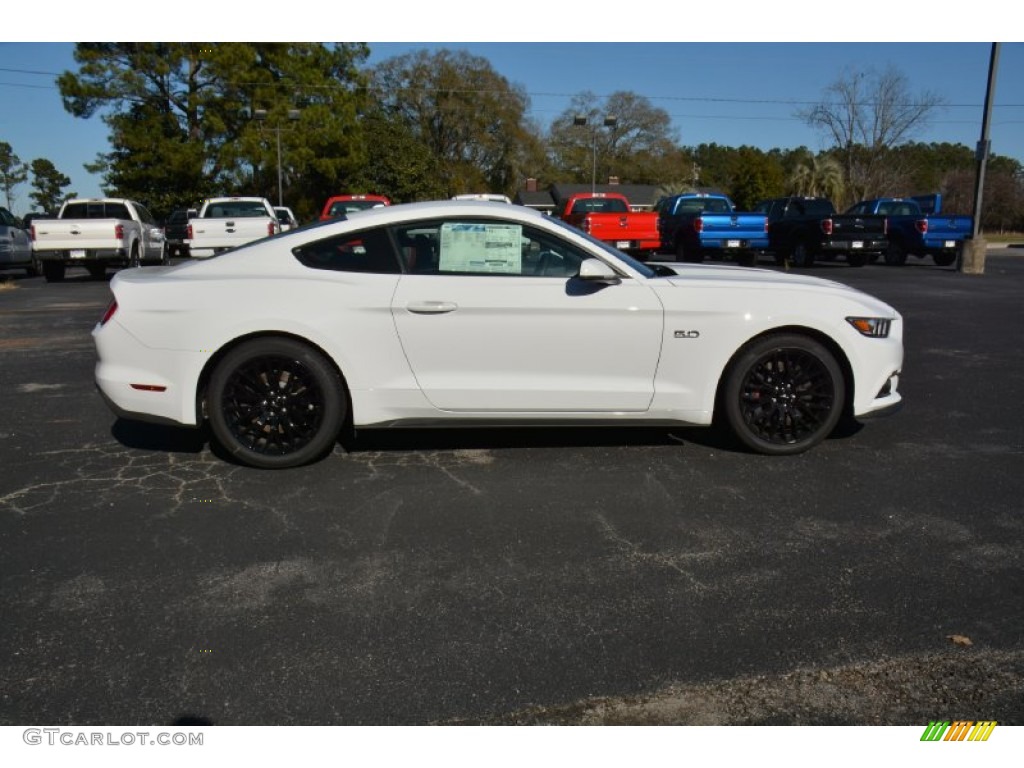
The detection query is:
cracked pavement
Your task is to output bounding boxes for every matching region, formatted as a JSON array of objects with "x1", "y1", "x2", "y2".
[{"x1": 1, "y1": 260, "x2": 1023, "y2": 725}]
